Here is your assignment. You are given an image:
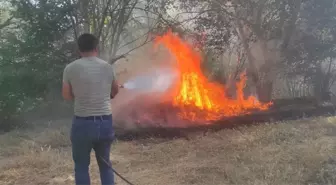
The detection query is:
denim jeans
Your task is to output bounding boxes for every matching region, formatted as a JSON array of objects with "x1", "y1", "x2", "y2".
[{"x1": 70, "y1": 115, "x2": 115, "y2": 185}]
